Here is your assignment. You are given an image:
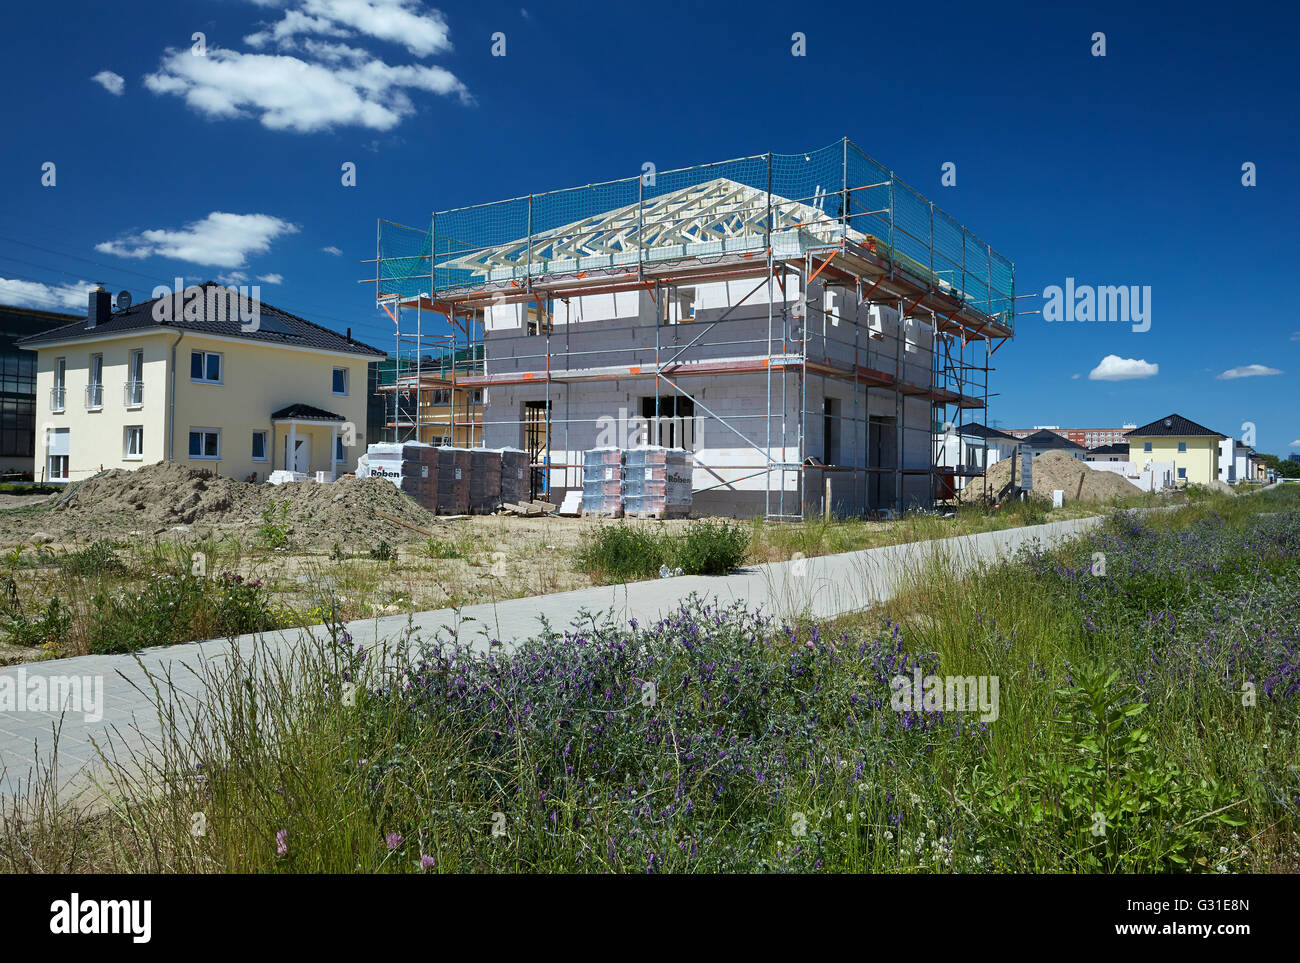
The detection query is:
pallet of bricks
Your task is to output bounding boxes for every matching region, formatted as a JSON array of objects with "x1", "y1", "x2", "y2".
[
  {"x1": 623, "y1": 446, "x2": 692, "y2": 519},
  {"x1": 435, "y1": 446, "x2": 471, "y2": 515},
  {"x1": 364, "y1": 442, "x2": 438, "y2": 512},
  {"x1": 497, "y1": 448, "x2": 530, "y2": 507},
  {"x1": 469, "y1": 448, "x2": 497, "y2": 514},
  {"x1": 581, "y1": 448, "x2": 624, "y2": 517}
]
